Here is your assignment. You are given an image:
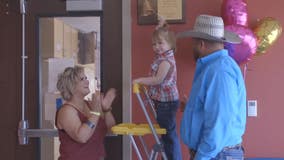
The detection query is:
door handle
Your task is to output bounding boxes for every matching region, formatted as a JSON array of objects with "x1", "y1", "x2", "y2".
[{"x1": 18, "y1": 120, "x2": 58, "y2": 145}]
